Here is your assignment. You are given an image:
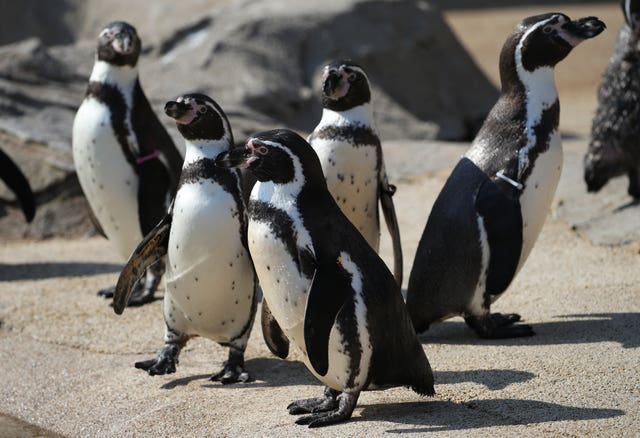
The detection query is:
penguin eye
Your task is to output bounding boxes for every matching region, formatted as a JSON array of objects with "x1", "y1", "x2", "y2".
[
  {"x1": 256, "y1": 146, "x2": 269, "y2": 155},
  {"x1": 542, "y1": 26, "x2": 553, "y2": 34},
  {"x1": 198, "y1": 106, "x2": 207, "y2": 114},
  {"x1": 347, "y1": 73, "x2": 357, "y2": 83}
]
